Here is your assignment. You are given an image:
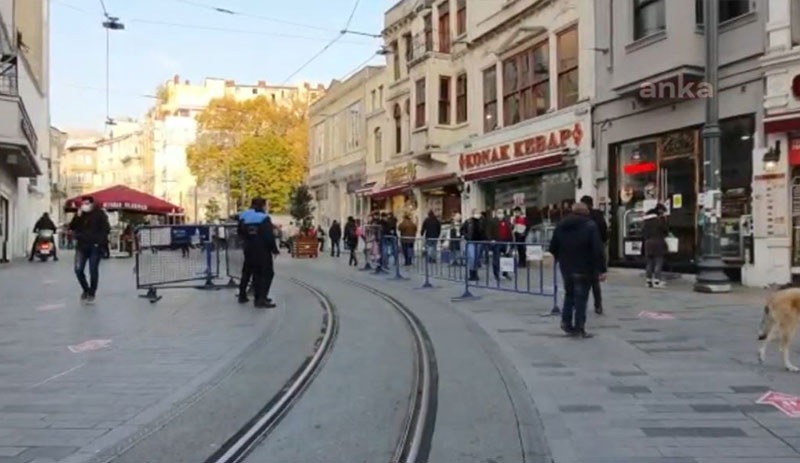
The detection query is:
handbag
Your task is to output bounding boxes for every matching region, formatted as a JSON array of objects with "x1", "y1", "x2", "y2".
[{"x1": 665, "y1": 235, "x2": 679, "y2": 253}]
